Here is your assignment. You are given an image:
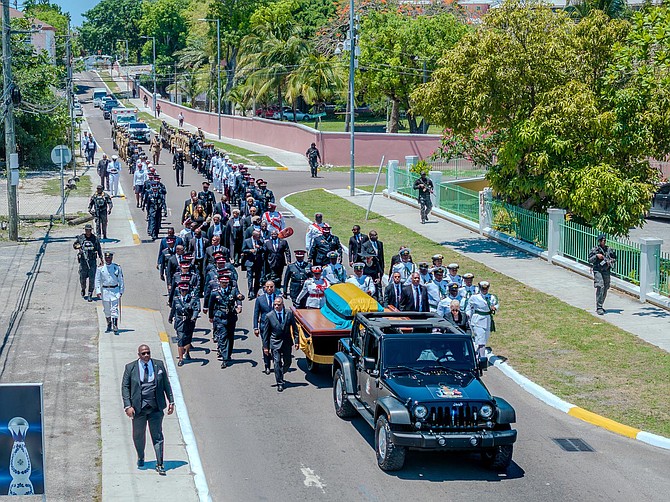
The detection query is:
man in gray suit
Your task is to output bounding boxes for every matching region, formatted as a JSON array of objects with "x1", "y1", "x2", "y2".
[
  {"x1": 261, "y1": 297, "x2": 299, "y2": 392},
  {"x1": 121, "y1": 344, "x2": 175, "y2": 475}
]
